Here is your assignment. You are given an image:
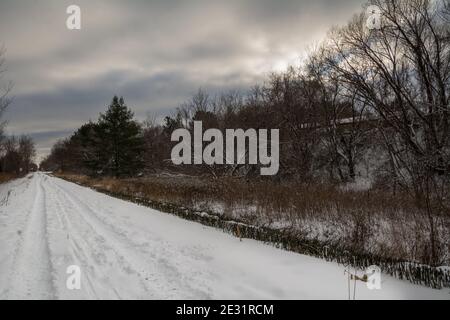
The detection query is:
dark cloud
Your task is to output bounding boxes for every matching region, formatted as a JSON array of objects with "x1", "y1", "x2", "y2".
[{"x1": 0, "y1": 0, "x2": 366, "y2": 161}]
